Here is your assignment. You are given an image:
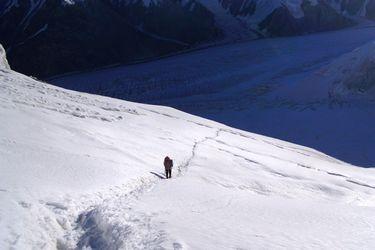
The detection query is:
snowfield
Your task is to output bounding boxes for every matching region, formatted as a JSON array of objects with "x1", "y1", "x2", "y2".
[{"x1": 1, "y1": 58, "x2": 375, "y2": 249}]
